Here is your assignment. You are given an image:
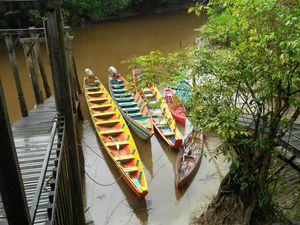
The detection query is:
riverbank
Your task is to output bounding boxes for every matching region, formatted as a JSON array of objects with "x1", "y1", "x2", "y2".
[
  {"x1": 75, "y1": 1, "x2": 194, "y2": 26},
  {"x1": 190, "y1": 155, "x2": 300, "y2": 225}
]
